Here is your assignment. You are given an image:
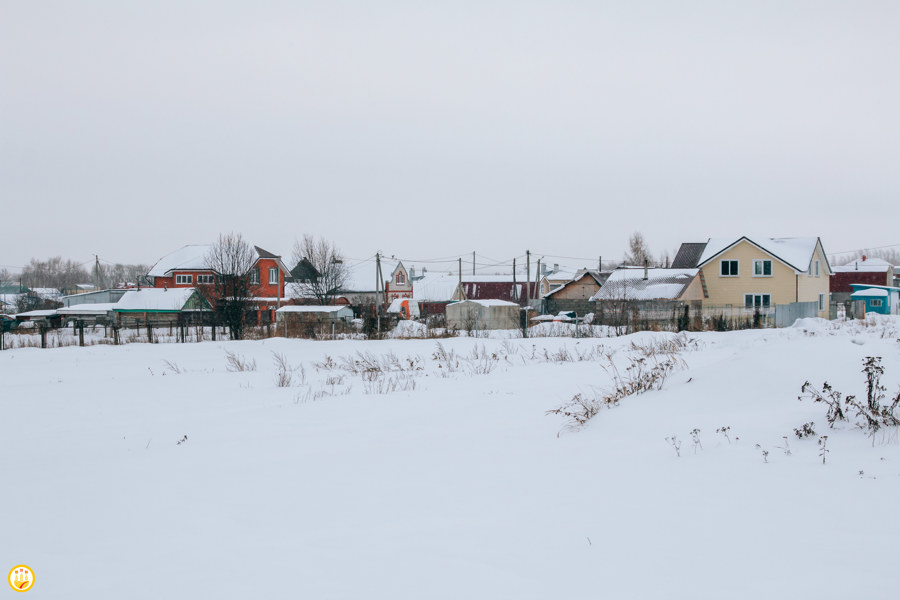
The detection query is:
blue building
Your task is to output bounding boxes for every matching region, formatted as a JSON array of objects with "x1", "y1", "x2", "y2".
[{"x1": 849, "y1": 284, "x2": 900, "y2": 315}]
